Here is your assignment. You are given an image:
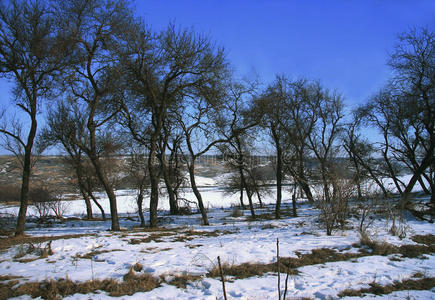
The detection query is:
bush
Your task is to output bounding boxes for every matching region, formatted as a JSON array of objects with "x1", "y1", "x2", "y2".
[
  {"x1": 30, "y1": 186, "x2": 69, "y2": 221},
  {"x1": 0, "y1": 185, "x2": 21, "y2": 203}
]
